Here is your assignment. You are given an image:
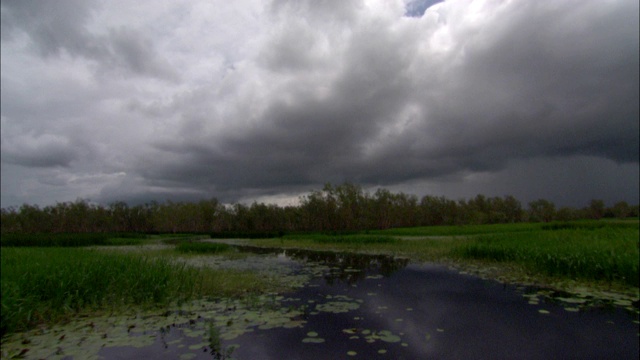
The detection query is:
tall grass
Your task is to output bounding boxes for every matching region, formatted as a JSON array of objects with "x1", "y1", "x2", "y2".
[
  {"x1": 0, "y1": 233, "x2": 147, "y2": 247},
  {"x1": 175, "y1": 241, "x2": 232, "y2": 254},
  {"x1": 371, "y1": 222, "x2": 543, "y2": 236},
  {"x1": 0, "y1": 247, "x2": 282, "y2": 337},
  {"x1": 457, "y1": 227, "x2": 639, "y2": 286},
  {"x1": 0, "y1": 248, "x2": 198, "y2": 336}
]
